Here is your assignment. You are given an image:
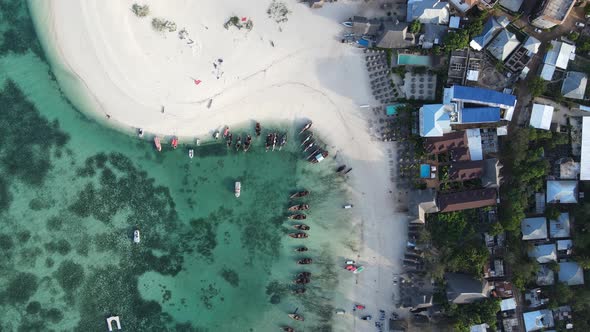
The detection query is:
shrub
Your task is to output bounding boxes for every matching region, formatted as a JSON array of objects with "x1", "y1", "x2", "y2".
[
  {"x1": 152, "y1": 18, "x2": 177, "y2": 32},
  {"x1": 131, "y1": 4, "x2": 150, "y2": 17}
]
